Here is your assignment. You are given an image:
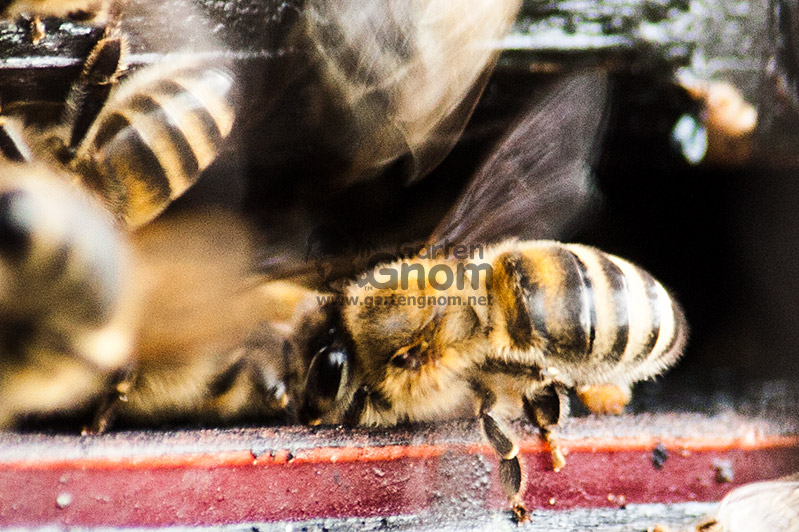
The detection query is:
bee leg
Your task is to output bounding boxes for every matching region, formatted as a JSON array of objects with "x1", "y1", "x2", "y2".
[
  {"x1": 342, "y1": 385, "x2": 369, "y2": 425},
  {"x1": 28, "y1": 15, "x2": 45, "y2": 44},
  {"x1": 247, "y1": 362, "x2": 297, "y2": 423},
  {"x1": 471, "y1": 381, "x2": 528, "y2": 523},
  {"x1": 60, "y1": 28, "x2": 128, "y2": 161},
  {"x1": 0, "y1": 117, "x2": 30, "y2": 162},
  {"x1": 523, "y1": 384, "x2": 569, "y2": 472},
  {"x1": 83, "y1": 368, "x2": 135, "y2": 435}
]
